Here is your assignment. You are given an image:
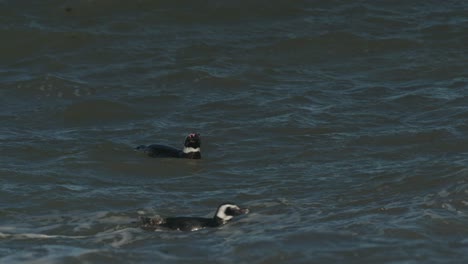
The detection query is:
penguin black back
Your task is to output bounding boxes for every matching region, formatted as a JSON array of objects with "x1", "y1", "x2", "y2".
[
  {"x1": 140, "y1": 203, "x2": 249, "y2": 231},
  {"x1": 136, "y1": 133, "x2": 201, "y2": 159}
]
